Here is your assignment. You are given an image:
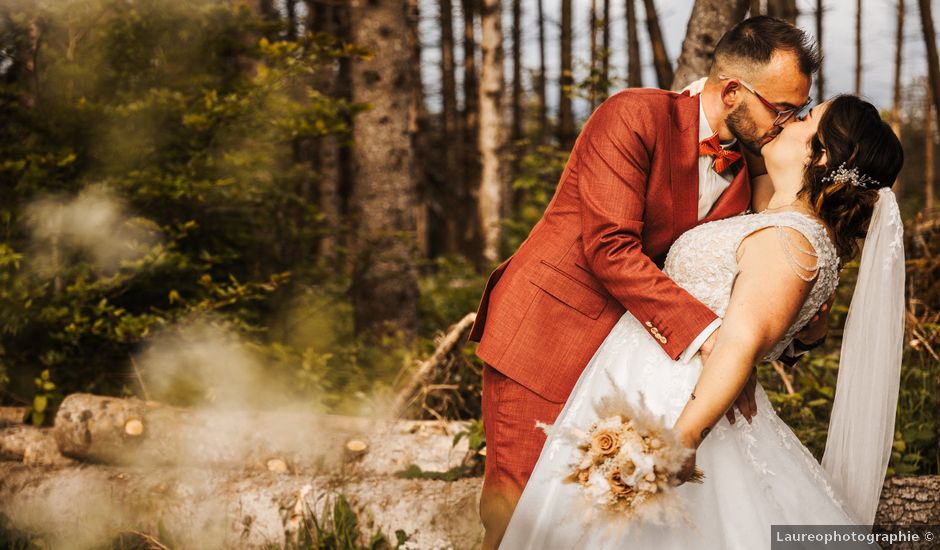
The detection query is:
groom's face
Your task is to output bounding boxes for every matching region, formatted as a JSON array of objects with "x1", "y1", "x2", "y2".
[{"x1": 724, "y1": 52, "x2": 812, "y2": 155}]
